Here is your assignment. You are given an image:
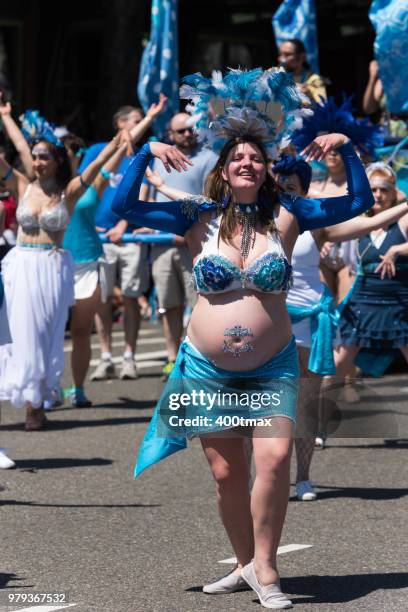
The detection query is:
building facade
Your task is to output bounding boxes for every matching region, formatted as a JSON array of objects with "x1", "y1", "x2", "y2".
[{"x1": 0, "y1": 0, "x2": 374, "y2": 141}]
